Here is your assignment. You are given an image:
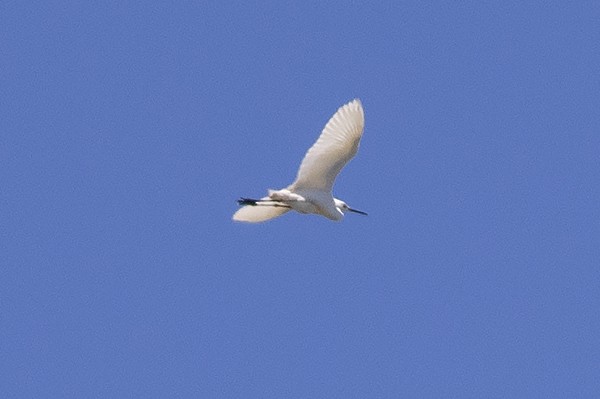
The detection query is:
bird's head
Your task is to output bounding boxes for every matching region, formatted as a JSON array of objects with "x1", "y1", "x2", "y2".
[{"x1": 334, "y1": 198, "x2": 368, "y2": 216}]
